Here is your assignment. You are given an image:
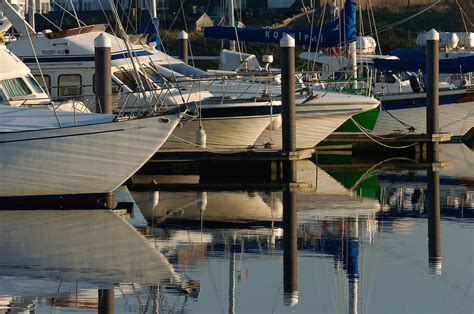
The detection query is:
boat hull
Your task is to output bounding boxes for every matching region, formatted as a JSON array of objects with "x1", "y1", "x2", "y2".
[
  {"x1": 162, "y1": 100, "x2": 282, "y2": 150},
  {"x1": 255, "y1": 100, "x2": 379, "y2": 149},
  {"x1": 0, "y1": 112, "x2": 180, "y2": 197},
  {"x1": 374, "y1": 89, "x2": 474, "y2": 137}
]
